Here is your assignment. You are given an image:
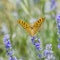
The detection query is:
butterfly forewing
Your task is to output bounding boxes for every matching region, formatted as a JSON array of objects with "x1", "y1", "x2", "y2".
[
  {"x1": 32, "y1": 17, "x2": 45, "y2": 35},
  {"x1": 17, "y1": 20, "x2": 32, "y2": 35}
]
